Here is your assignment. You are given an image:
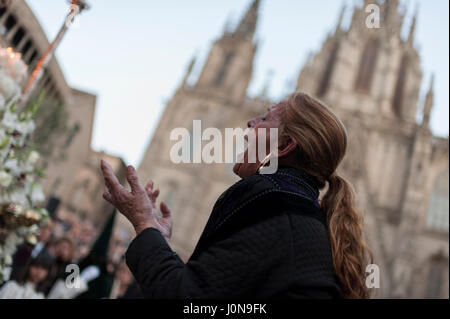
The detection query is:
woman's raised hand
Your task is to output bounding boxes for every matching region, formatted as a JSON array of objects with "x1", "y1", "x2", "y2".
[
  {"x1": 100, "y1": 159, "x2": 172, "y2": 242},
  {"x1": 144, "y1": 180, "x2": 173, "y2": 241}
]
